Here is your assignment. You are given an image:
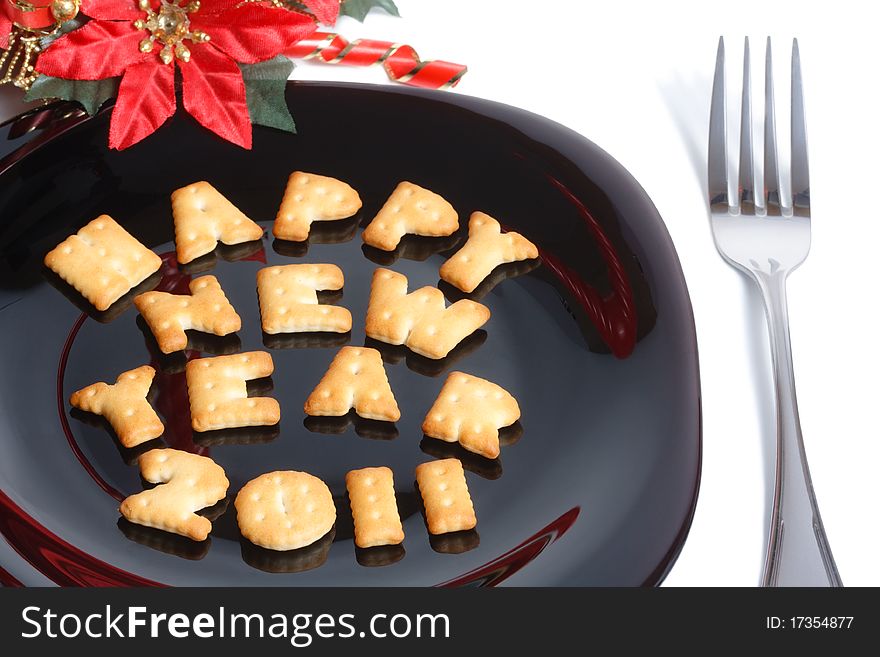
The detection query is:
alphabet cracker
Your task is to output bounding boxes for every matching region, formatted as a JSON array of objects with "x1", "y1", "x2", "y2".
[
  {"x1": 257, "y1": 264, "x2": 351, "y2": 334},
  {"x1": 365, "y1": 268, "x2": 490, "y2": 359},
  {"x1": 134, "y1": 275, "x2": 241, "y2": 354},
  {"x1": 273, "y1": 171, "x2": 362, "y2": 242},
  {"x1": 345, "y1": 466, "x2": 405, "y2": 548},
  {"x1": 172, "y1": 181, "x2": 263, "y2": 264},
  {"x1": 422, "y1": 371, "x2": 521, "y2": 459},
  {"x1": 304, "y1": 346, "x2": 400, "y2": 422},
  {"x1": 186, "y1": 351, "x2": 281, "y2": 432},
  {"x1": 70, "y1": 365, "x2": 164, "y2": 448},
  {"x1": 362, "y1": 181, "x2": 458, "y2": 251},
  {"x1": 44, "y1": 215, "x2": 162, "y2": 311},
  {"x1": 440, "y1": 212, "x2": 539, "y2": 293},
  {"x1": 119, "y1": 448, "x2": 229, "y2": 541},
  {"x1": 236, "y1": 471, "x2": 336, "y2": 551},
  {"x1": 415, "y1": 458, "x2": 477, "y2": 535}
]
